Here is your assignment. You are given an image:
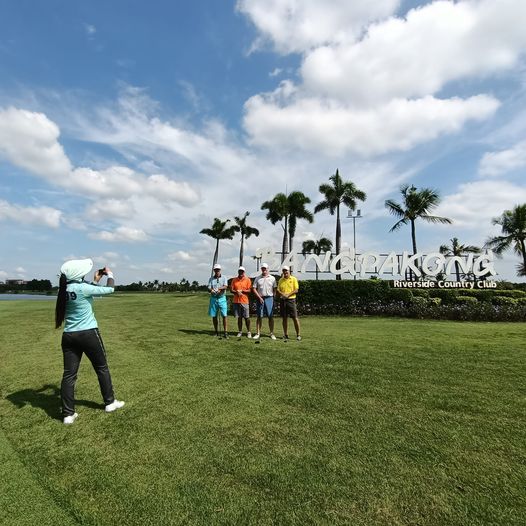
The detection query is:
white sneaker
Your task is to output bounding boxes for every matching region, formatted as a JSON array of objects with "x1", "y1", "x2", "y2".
[
  {"x1": 270, "y1": 333, "x2": 277, "y2": 340},
  {"x1": 105, "y1": 400, "x2": 125, "y2": 413},
  {"x1": 297, "y1": 335, "x2": 302, "y2": 341},
  {"x1": 237, "y1": 332, "x2": 243, "y2": 338},
  {"x1": 253, "y1": 333, "x2": 260, "y2": 340},
  {"x1": 63, "y1": 413, "x2": 78, "y2": 425},
  {"x1": 247, "y1": 332, "x2": 252, "y2": 339}
]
